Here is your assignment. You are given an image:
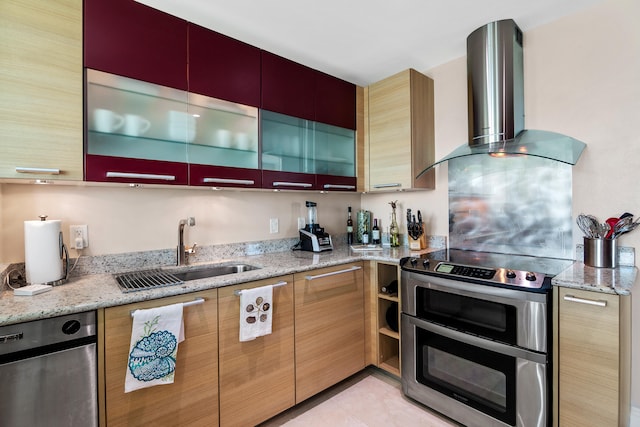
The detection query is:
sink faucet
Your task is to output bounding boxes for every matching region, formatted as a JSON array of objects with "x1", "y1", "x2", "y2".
[{"x1": 177, "y1": 217, "x2": 196, "y2": 265}]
